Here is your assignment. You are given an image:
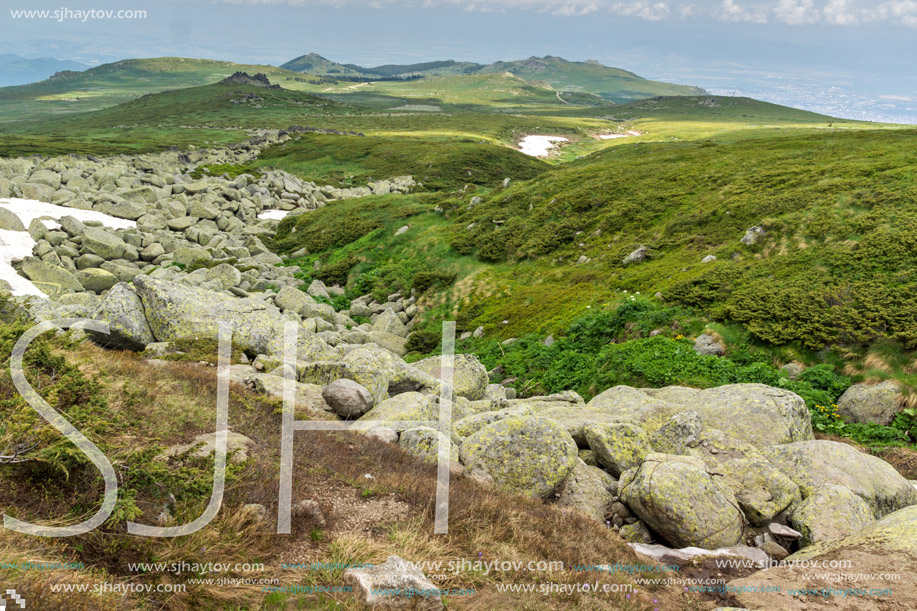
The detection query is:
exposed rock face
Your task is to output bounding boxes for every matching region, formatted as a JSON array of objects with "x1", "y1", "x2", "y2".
[
  {"x1": 400, "y1": 427, "x2": 457, "y2": 463},
  {"x1": 584, "y1": 422, "x2": 652, "y2": 477},
  {"x1": 619, "y1": 454, "x2": 744, "y2": 549},
  {"x1": 322, "y1": 378, "x2": 375, "y2": 419},
  {"x1": 459, "y1": 417, "x2": 578, "y2": 499},
  {"x1": 343, "y1": 555, "x2": 443, "y2": 610},
  {"x1": 554, "y1": 459, "x2": 616, "y2": 521},
  {"x1": 837, "y1": 380, "x2": 901, "y2": 425},
  {"x1": 219, "y1": 71, "x2": 280, "y2": 89}
]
